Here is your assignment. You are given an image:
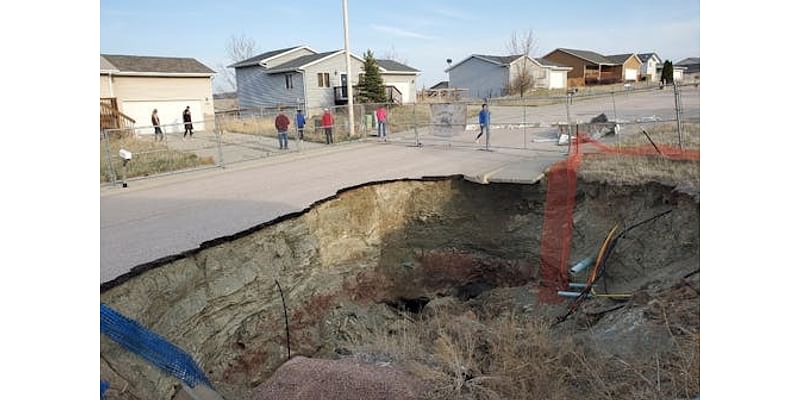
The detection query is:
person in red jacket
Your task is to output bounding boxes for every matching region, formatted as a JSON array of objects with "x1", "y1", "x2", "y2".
[
  {"x1": 321, "y1": 108, "x2": 334, "y2": 144},
  {"x1": 274, "y1": 109, "x2": 291, "y2": 150},
  {"x1": 375, "y1": 106, "x2": 388, "y2": 141}
]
